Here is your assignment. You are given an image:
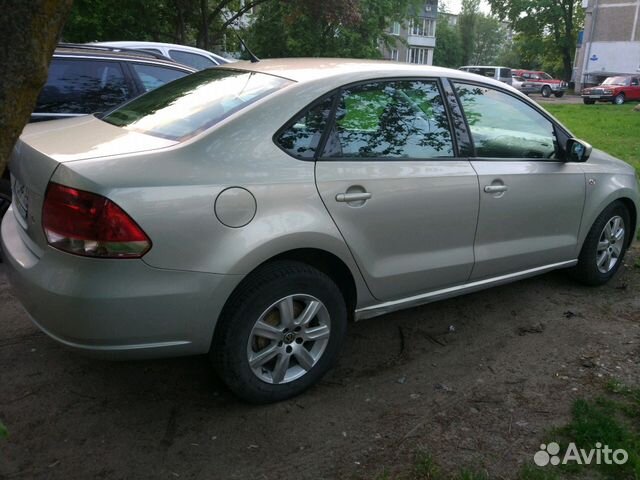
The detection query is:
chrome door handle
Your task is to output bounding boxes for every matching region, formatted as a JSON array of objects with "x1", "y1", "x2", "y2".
[
  {"x1": 484, "y1": 185, "x2": 509, "y2": 194},
  {"x1": 335, "y1": 192, "x2": 372, "y2": 203}
]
